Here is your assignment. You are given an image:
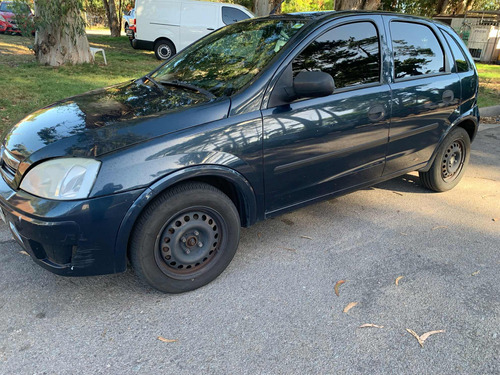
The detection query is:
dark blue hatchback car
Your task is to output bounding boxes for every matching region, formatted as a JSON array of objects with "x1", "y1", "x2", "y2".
[{"x1": 0, "y1": 11, "x2": 479, "y2": 293}]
